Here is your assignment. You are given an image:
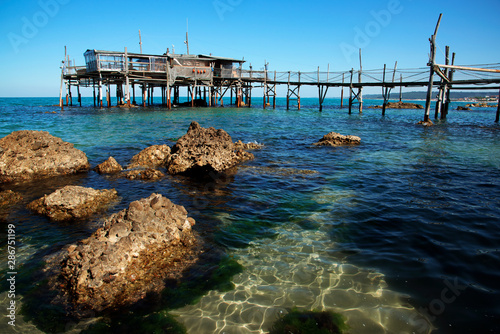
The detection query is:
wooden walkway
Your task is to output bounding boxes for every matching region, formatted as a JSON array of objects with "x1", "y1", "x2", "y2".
[{"x1": 61, "y1": 15, "x2": 500, "y2": 122}]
